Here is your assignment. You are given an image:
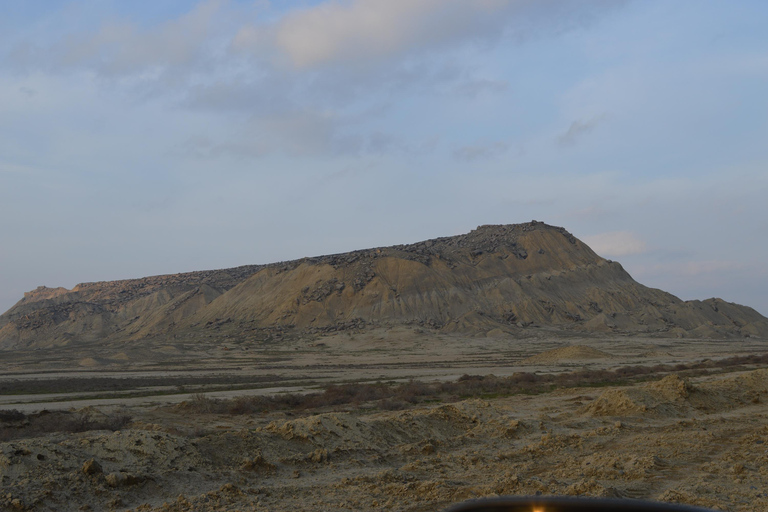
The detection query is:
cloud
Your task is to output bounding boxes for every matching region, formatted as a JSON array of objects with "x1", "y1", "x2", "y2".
[
  {"x1": 1, "y1": 0, "x2": 625, "y2": 160},
  {"x1": 453, "y1": 141, "x2": 510, "y2": 161},
  {"x1": 177, "y1": 114, "x2": 439, "y2": 160},
  {"x1": 1, "y1": 0, "x2": 634, "y2": 169},
  {"x1": 8, "y1": 0, "x2": 625, "y2": 86},
  {"x1": 0, "y1": 162, "x2": 37, "y2": 175},
  {"x1": 582, "y1": 231, "x2": 647, "y2": 257},
  {"x1": 680, "y1": 260, "x2": 745, "y2": 276},
  {"x1": 236, "y1": 0, "x2": 505, "y2": 68},
  {"x1": 234, "y1": 0, "x2": 625, "y2": 69},
  {"x1": 453, "y1": 78, "x2": 509, "y2": 97},
  {"x1": 176, "y1": 108, "x2": 360, "y2": 159},
  {"x1": 563, "y1": 206, "x2": 611, "y2": 220},
  {"x1": 557, "y1": 114, "x2": 606, "y2": 146},
  {"x1": 18, "y1": 86, "x2": 37, "y2": 97},
  {"x1": 634, "y1": 260, "x2": 748, "y2": 278},
  {"x1": 7, "y1": 0, "x2": 229, "y2": 81}
]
